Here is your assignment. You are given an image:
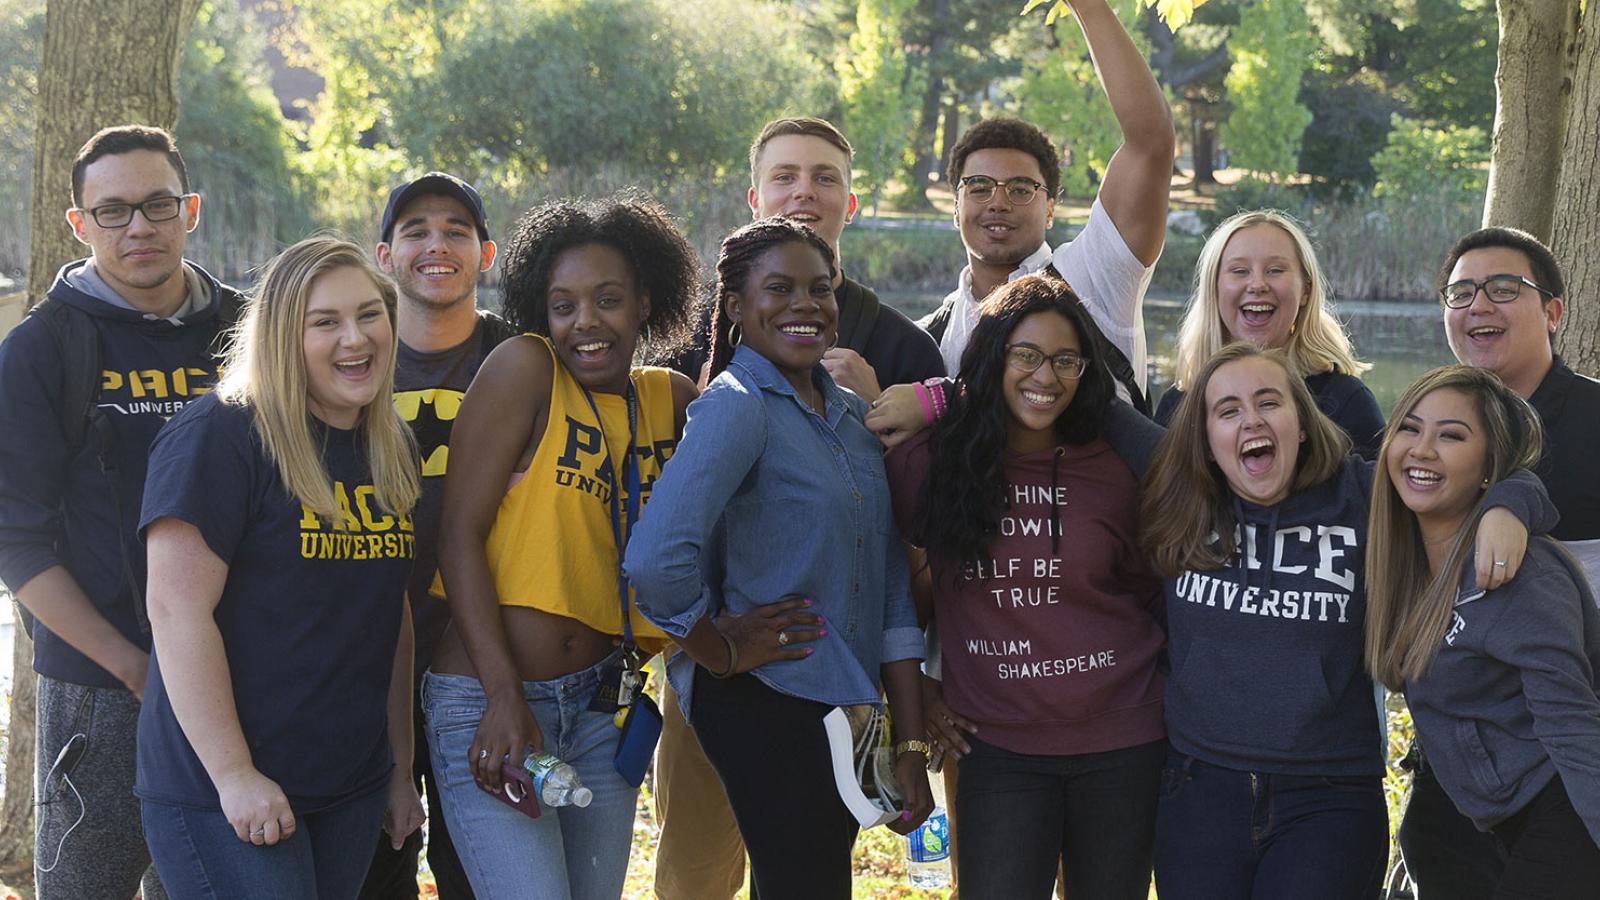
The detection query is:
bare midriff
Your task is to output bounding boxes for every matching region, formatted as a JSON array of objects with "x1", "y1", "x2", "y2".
[{"x1": 430, "y1": 605, "x2": 617, "y2": 683}]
